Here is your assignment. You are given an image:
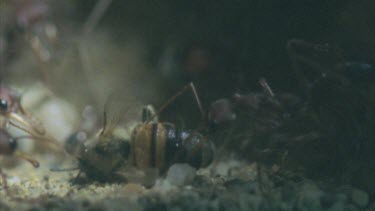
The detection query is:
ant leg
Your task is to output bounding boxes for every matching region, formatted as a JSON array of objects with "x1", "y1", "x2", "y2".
[
  {"x1": 0, "y1": 168, "x2": 9, "y2": 195},
  {"x1": 286, "y1": 39, "x2": 331, "y2": 92},
  {"x1": 17, "y1": 102, "x2": 47, "y2": 135},
  {"x1": 190, "y1": 82, "x2": 205, "y2": 120},
  {"x1": 7, "y1": 112, "x2": 46, "y2": 136},
  {"x1": 14, "y1": 151, "x2": 40, "y2": 168},
  {"x1": 287, "y1": 39, "x2": 331, "y2": 71},
  {"x1": 28, "y1": 35, "x2": 52, "y2": 87},
  {"x1": 75, "y1": 170, "x2": 82, "y2": 180},
  {"x1": 149, "y1": 82, "x2": 205, "y2": 122},
  {"x1": 49, "y1": 167, "x2": 79, "y2": 172},
  {"x1": 258, "y1": 78, "x2": 274, "y2": 97},
  {"x1": 8, "y1": 118, "x2": 62, "y2": 152}
]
